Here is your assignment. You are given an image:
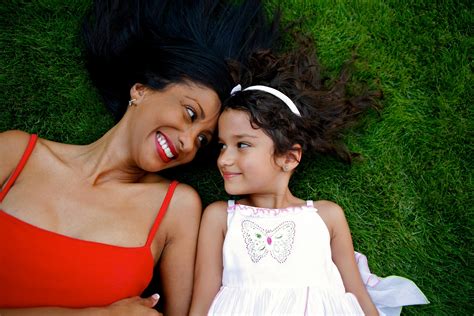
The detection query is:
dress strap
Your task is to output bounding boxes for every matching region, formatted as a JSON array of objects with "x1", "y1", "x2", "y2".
[
  {"x1": 306, "y1": 200, "x2": 319, "y2": 212},
  {"x1": 145, "y1": 180, "x2": 179, "y2": 247},
  {"x1": 0, "y1": 134, "x2": 38, "y2": 202}
]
